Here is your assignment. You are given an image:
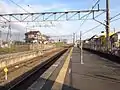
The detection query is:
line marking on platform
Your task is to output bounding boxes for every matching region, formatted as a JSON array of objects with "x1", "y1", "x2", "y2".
[
  {"x1": 69, "y1": 68, "x2": 71, "y2": 74},
  {"x1": 51, "y1": 47, "x2": 73, "y2": 90}
]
